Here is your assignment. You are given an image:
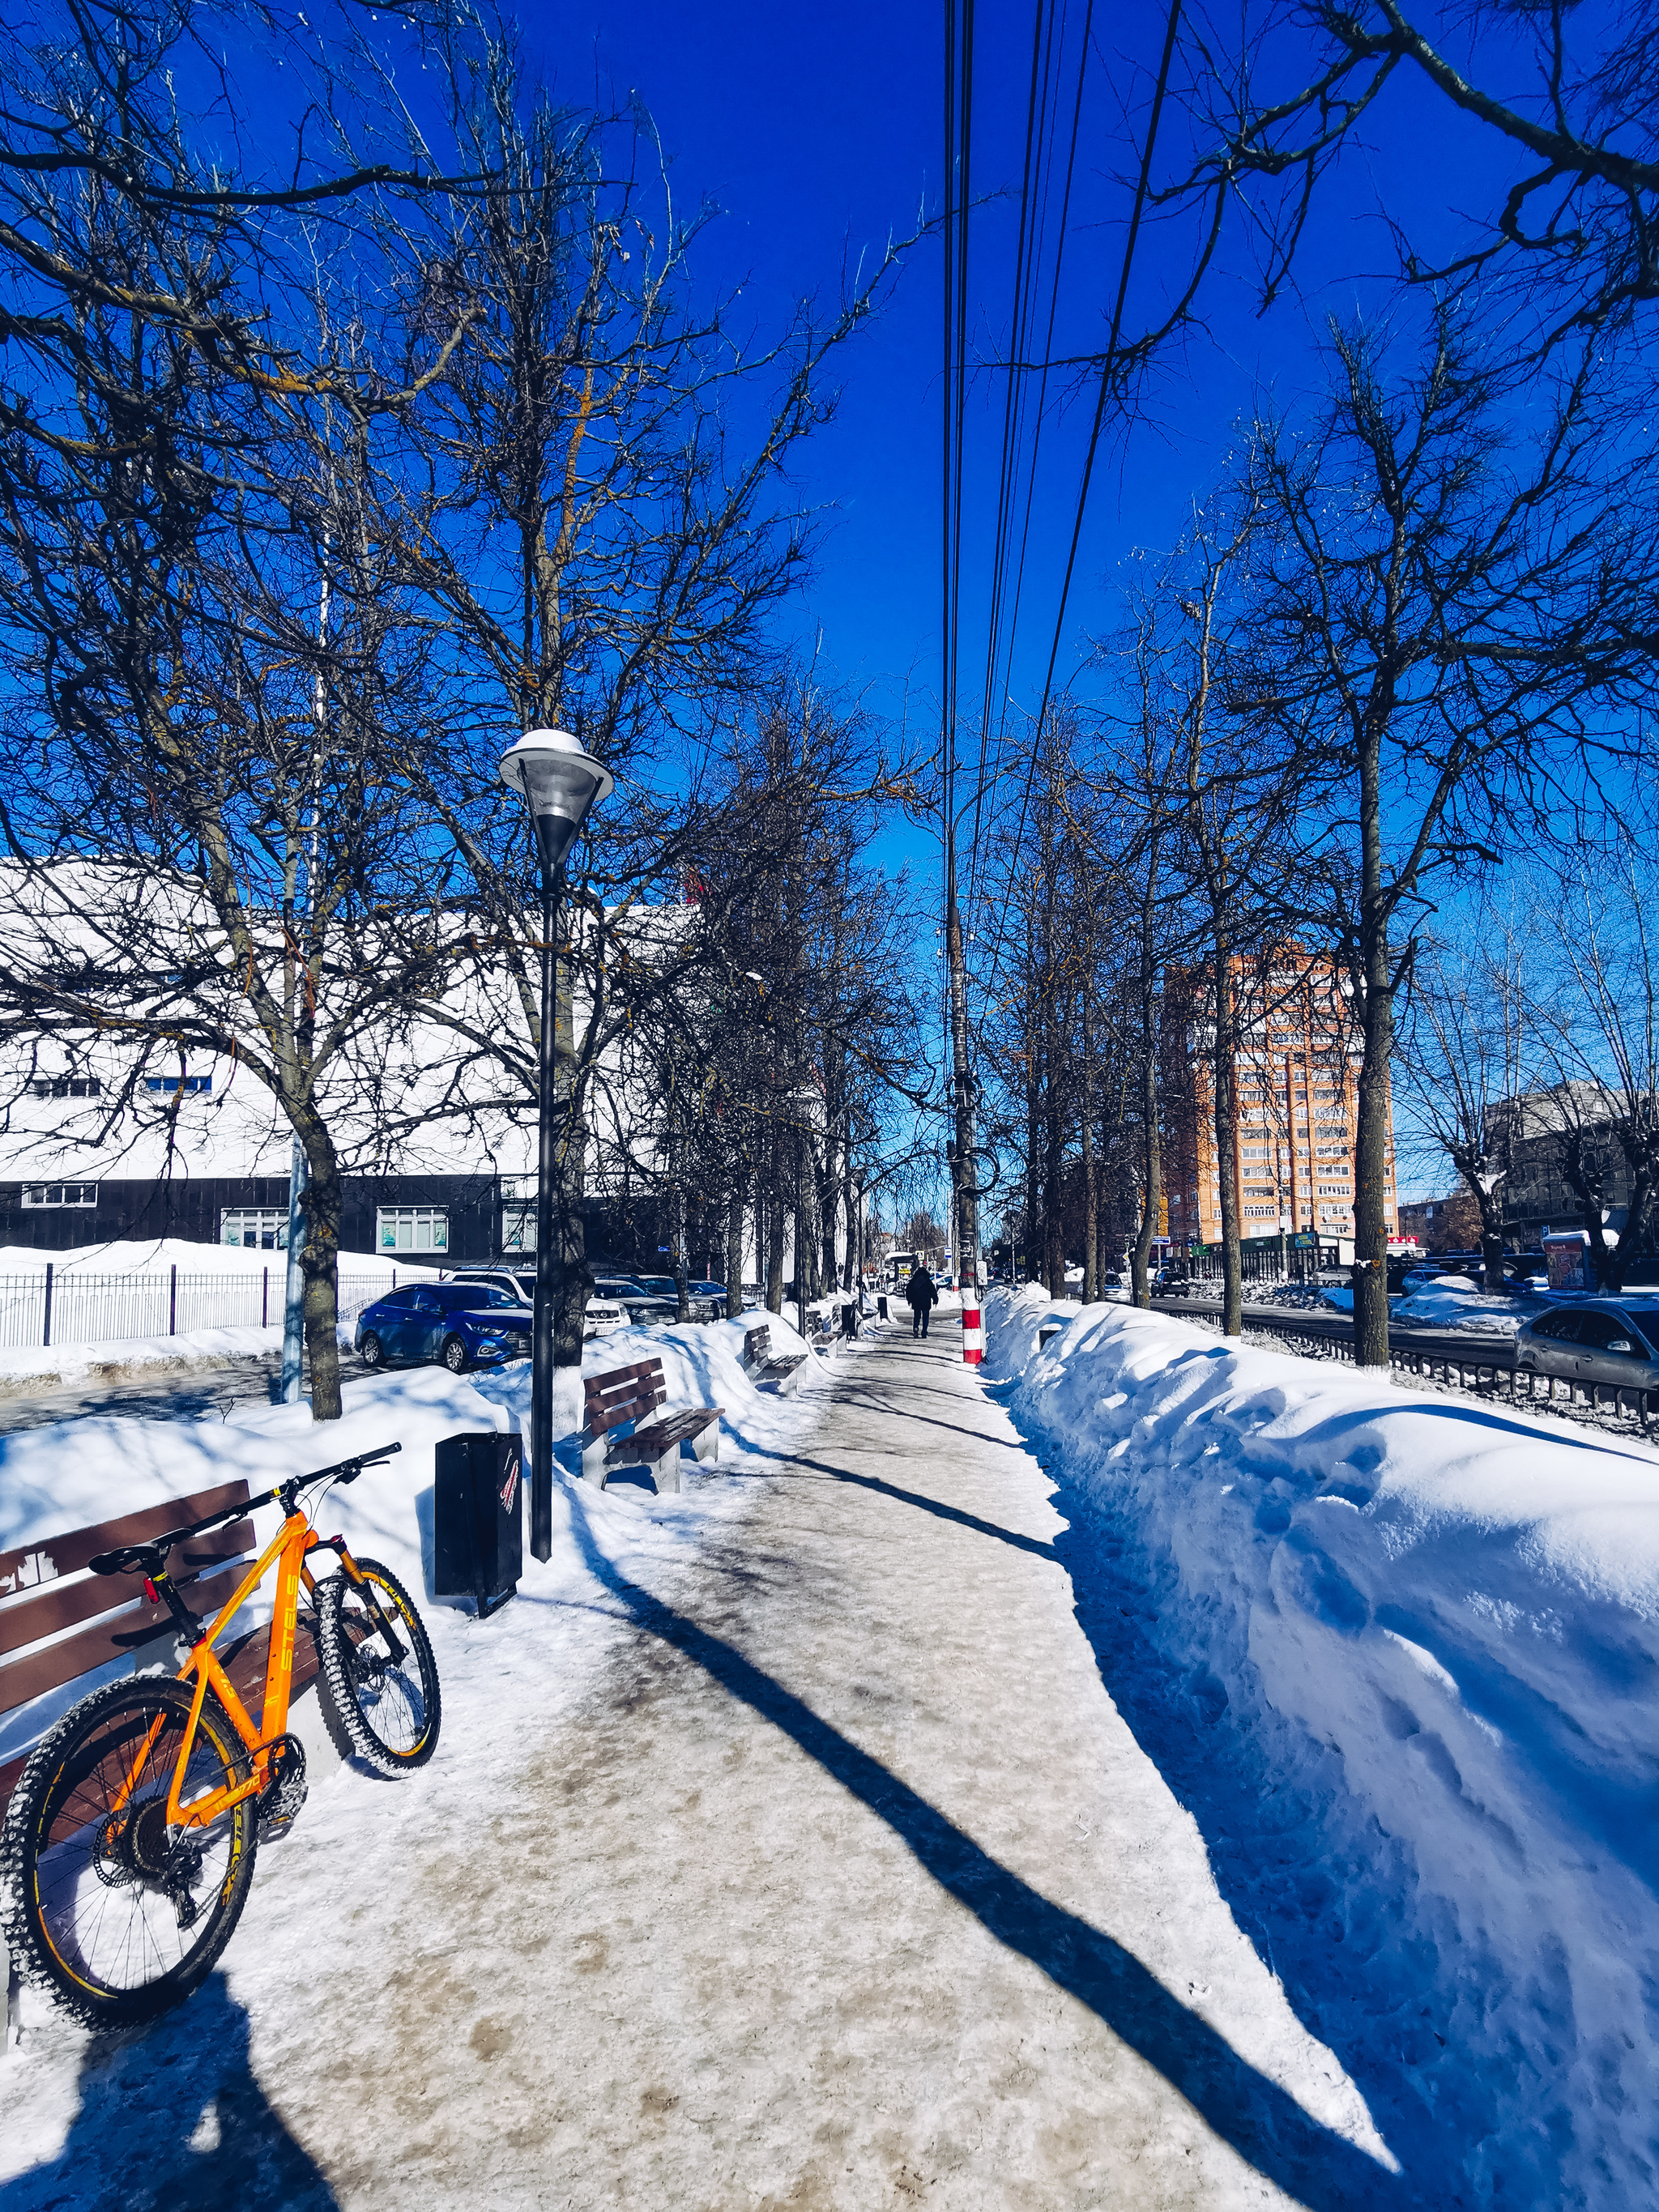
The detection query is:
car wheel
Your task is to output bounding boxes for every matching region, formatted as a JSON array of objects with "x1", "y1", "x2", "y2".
[
  {"x1": 441, "y1": 1333, "x2": 469, "y2": 1374},
  {"x1": 360, "y1": 1331, "x2": 386, "y2": 1370}
]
